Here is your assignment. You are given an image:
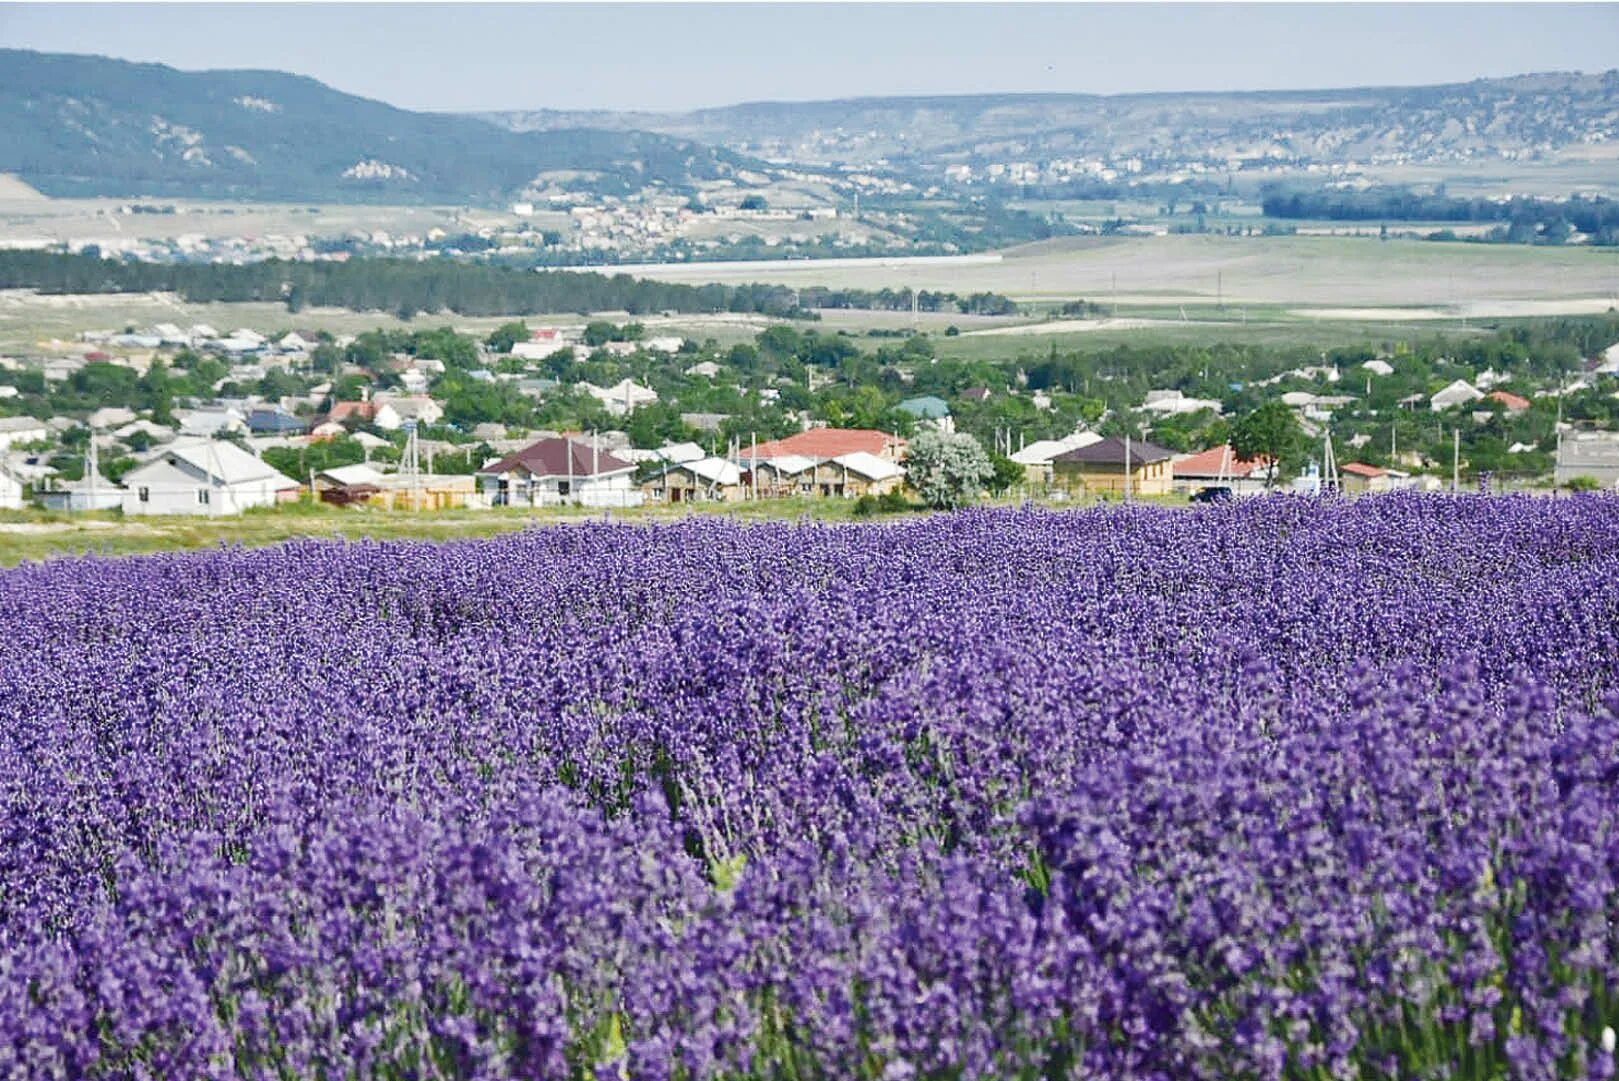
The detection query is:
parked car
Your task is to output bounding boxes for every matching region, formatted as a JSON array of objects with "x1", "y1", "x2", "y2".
[{"x1": 1190, "y1": 485, "x2": 1233, "y2": 504}]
